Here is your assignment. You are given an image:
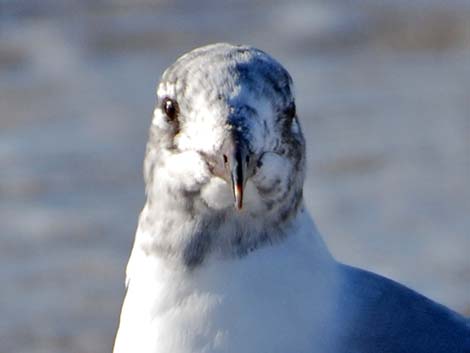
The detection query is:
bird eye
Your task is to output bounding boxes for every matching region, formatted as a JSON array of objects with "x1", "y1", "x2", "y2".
[
  {"x1": 285, "y1": 102, "x2": 296, "y2": 122},
  {"x1": 162, "y1": 97, "x2": 179, "y2": 122},
  {"x1": 282, "y1": 102, "x2": 297, "y2": 127}
]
